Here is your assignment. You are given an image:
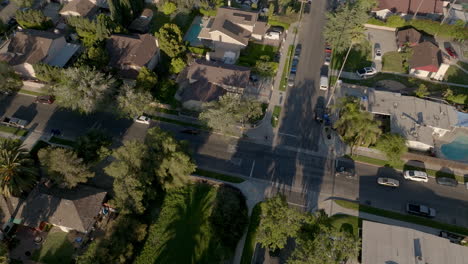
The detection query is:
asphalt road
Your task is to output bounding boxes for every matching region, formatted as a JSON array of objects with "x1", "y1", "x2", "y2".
[{"x1": 276, "y1": 0, "x2": 328, "y2": 151}]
